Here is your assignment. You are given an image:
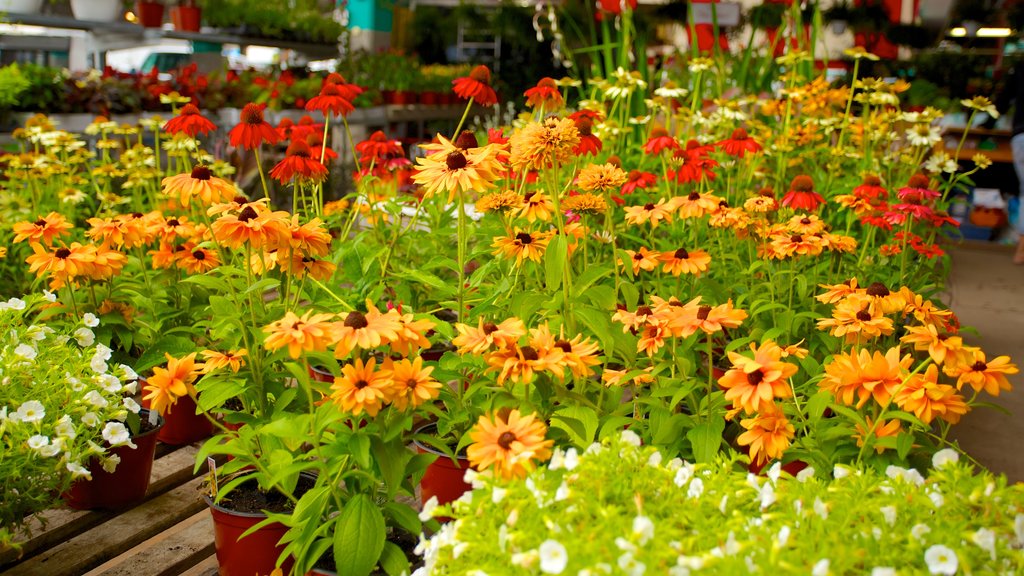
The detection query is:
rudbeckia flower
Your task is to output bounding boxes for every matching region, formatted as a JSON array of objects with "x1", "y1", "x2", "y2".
[
  {"x1": 943, "y1": 349, "x2": 1018, "y2": 396},
  {"x1": 162, "y1": 165, "x2": 239, "y2": 208},
  {"x1": 738, "y1": 406, "x2": 794, "y2": 467},
  {"x1": 821, "y1": 347, "x2": 911, "y2": 409},
  {"x1": 386, "y1": 357, "x2": 441, "y2": 411},
  {"x1": 262, "y1": 310, "x2": 340, "y2": 359},
  {"x1": 719, "y1": 341, "x2": 798, "y2": 415},
  {"x1": 330, "y1": 357, "x2": 394, "y2": 417},
  {"x1": 143, "y1": 353, "x2": 200, "y2": 416},
  {"x1": 453, "y1": 317, "x2": 526, "y2": 355},
  {"x1": 492, "y1": 229, "x2": 551, "y2": 264},
  {"x1": 893, "y1": 365, "x2": 969, "y2": 424},
  {"x1": 467, "y1": 409, "x2": 554, "y2": 479},
  {"x1": 12, "y1": 212, "x2": 74, "y2": 245}
]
